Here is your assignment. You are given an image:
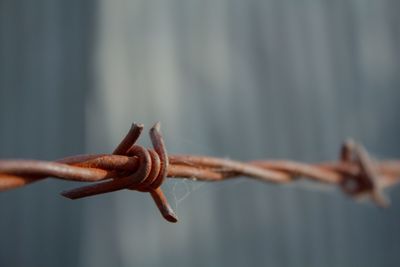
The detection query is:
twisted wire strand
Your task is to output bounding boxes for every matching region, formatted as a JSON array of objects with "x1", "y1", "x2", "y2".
[{"x1": 0, "y1": 122, "x2": 399, "y2": 223}]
